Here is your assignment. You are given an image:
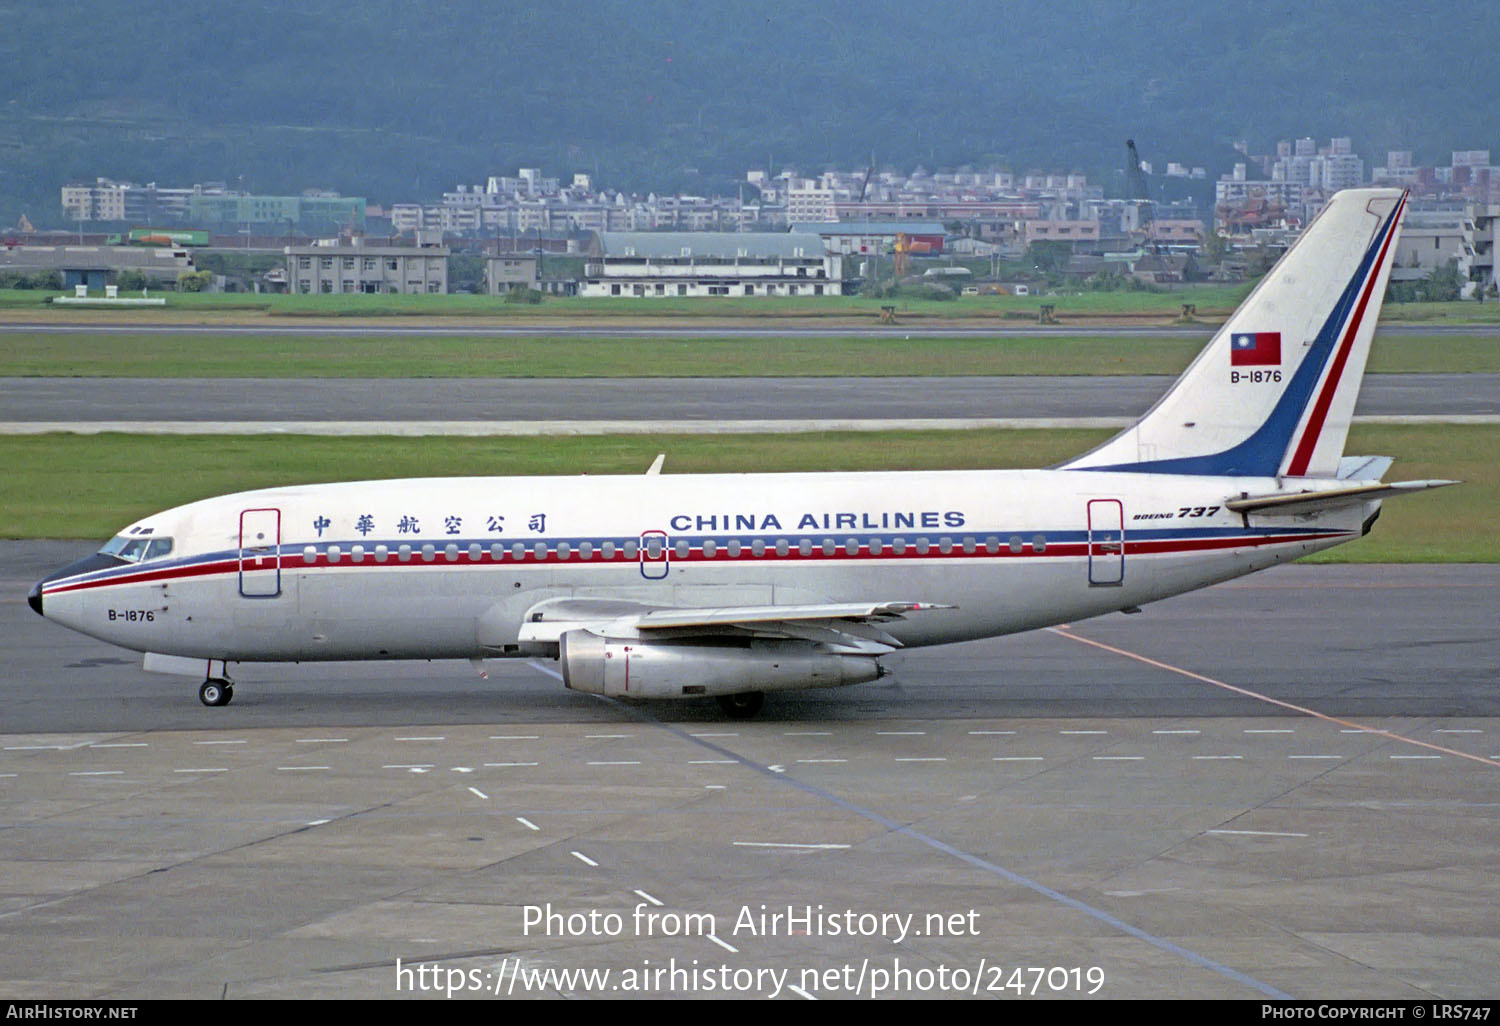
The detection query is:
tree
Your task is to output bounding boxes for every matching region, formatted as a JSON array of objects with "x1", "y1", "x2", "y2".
[
  {"x1": 115, "y1": 269, "x2": 149, "y2": 291},
  {"x1": 176, "y1": 270, "x2": 214, "y2": 292},
  {"x1": 1026, "y1": 240, "x2": 1072, "y2": 274}
]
